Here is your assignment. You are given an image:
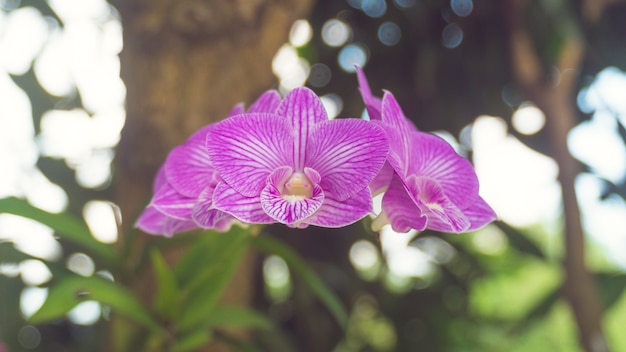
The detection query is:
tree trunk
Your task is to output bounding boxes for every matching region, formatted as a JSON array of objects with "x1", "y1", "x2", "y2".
[{"x1": 113, "y1": 1, "x2": 313, "y2": 350}]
